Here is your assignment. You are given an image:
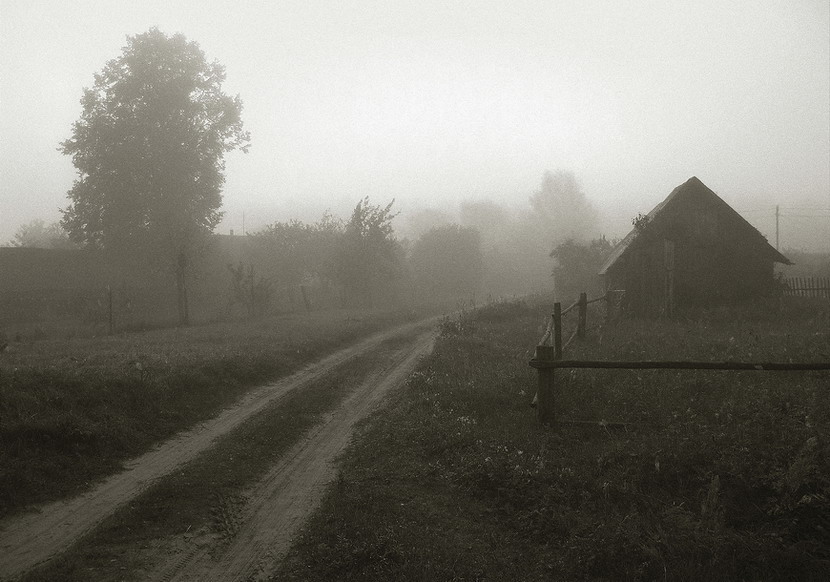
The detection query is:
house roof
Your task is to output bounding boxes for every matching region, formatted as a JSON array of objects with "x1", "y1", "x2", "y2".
[{"x1": 598, "y1": 176, "x2": 791, "y2": 275}]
